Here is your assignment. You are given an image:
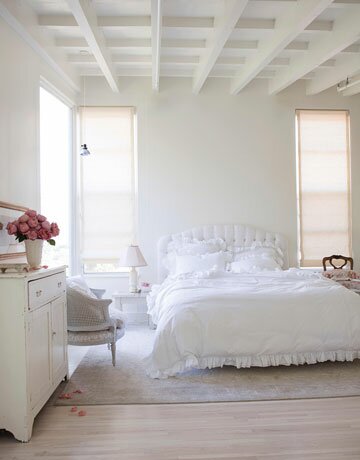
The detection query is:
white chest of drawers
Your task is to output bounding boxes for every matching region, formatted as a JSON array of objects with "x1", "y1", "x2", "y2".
[{"x1": 0, "y1": 266, "x2": 68, "y2": 442}]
